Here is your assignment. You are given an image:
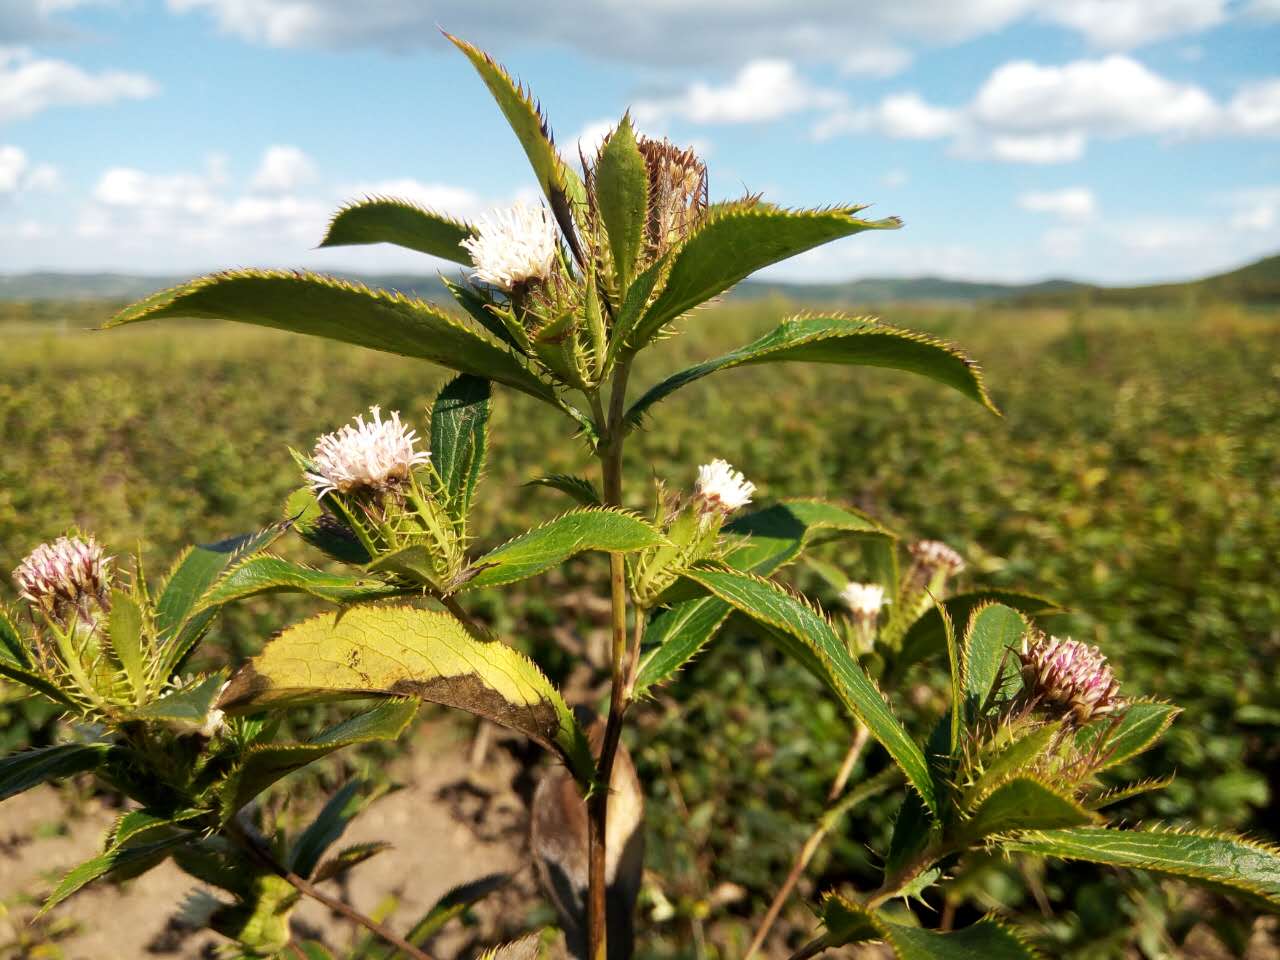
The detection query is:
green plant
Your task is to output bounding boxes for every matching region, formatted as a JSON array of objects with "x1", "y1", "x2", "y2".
[{"x1": 2, "y1": 35, "x2": 1278, "y2": 960}]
